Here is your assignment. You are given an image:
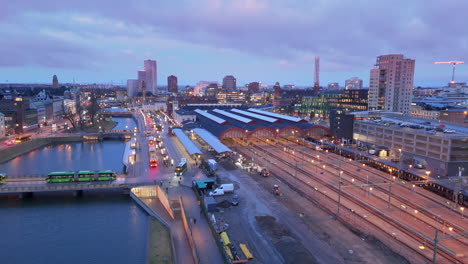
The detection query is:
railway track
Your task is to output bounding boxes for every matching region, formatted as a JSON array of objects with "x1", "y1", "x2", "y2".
[
  {"x1": 268, "y1": 139, "x2": 468, "y2": 250},
  {"x1": 234, "y1": 140, "x2": 464, "y2": 263}
]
